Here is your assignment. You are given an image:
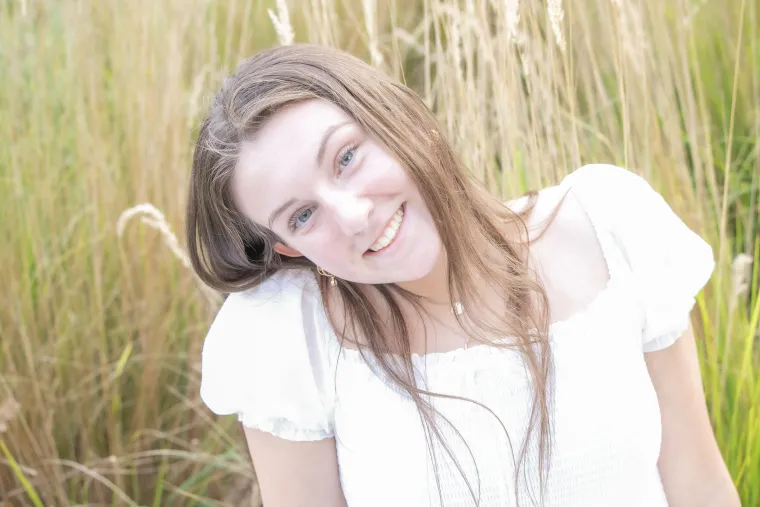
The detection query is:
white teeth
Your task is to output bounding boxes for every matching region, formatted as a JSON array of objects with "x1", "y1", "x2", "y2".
[{"x1": 368, "y1": 205, "x2": 404, "y2": 252}]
